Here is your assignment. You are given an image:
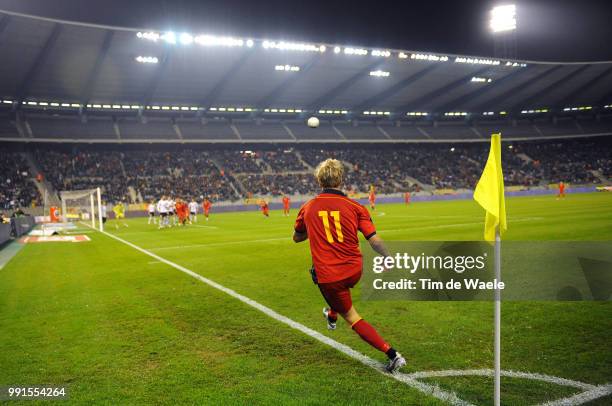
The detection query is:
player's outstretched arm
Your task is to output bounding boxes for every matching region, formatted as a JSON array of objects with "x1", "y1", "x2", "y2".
[
  {"x1": 293, "y1": 231, "x2": 308, "y2": 243},
  {"x1": 368, "y1": 234, "x2": 390, "y2": 257}
]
